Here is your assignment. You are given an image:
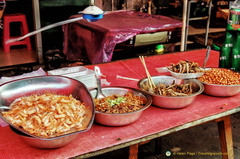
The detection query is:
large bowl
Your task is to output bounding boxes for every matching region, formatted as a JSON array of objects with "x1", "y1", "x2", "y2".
[
  {"x1": 138, "y1": 76, "x2": 204, "y2": 109},
  {"x1": 200, "y1": 82, "x2": 240, "y2": 97},
  {"x1": 89, "y1": 86, "x2": 152, "y2": 126},
  {"x1": 10, "y1": 126, "x2": 79, "y2": 149},
  {"x1": 0, "y1": 76, "x2": 95, "y2": 148}
]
